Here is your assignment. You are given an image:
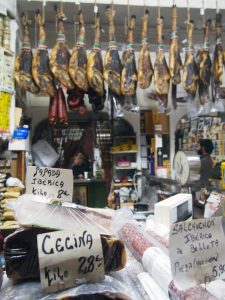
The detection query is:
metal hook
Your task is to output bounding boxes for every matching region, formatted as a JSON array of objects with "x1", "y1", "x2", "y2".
[
  {"x1": 158, "y1": 0, "x2": 160, "y2": 19},
  {"x1": 94, "y1": 0, "x2": 98, "y2": 15},
  {"x1": 187, "y1": 0, "x2": 190, "y2": 22},
  {"x1": 216, "y1": 0, "x2": 219, "y2": 13},
  {"x1": 77, "y1": 0, "x2": 81, "y2": 10},
  {"x1": 42, "y1": 0, "x2": 46, "y2": 24},
  {"x1": 128, "y1": 0, "x2": 130, "y2": 21},
  {"x1": 201, "y1": 0, "x2": 205, "y2": 25}
]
